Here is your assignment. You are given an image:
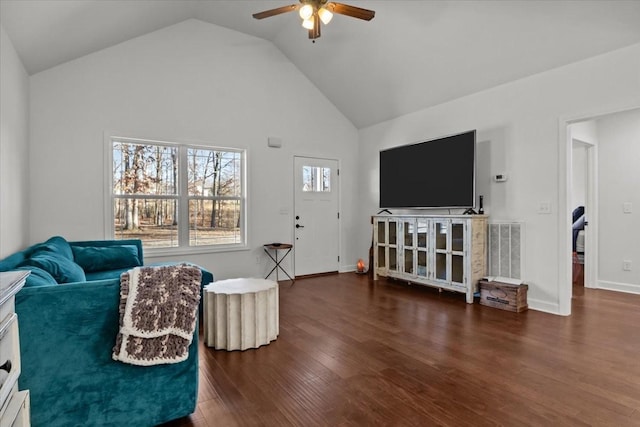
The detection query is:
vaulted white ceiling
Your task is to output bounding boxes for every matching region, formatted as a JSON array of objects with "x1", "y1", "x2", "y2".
[{"x1": 2, "y1": 0, "x2": 640, "y2": 128}]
